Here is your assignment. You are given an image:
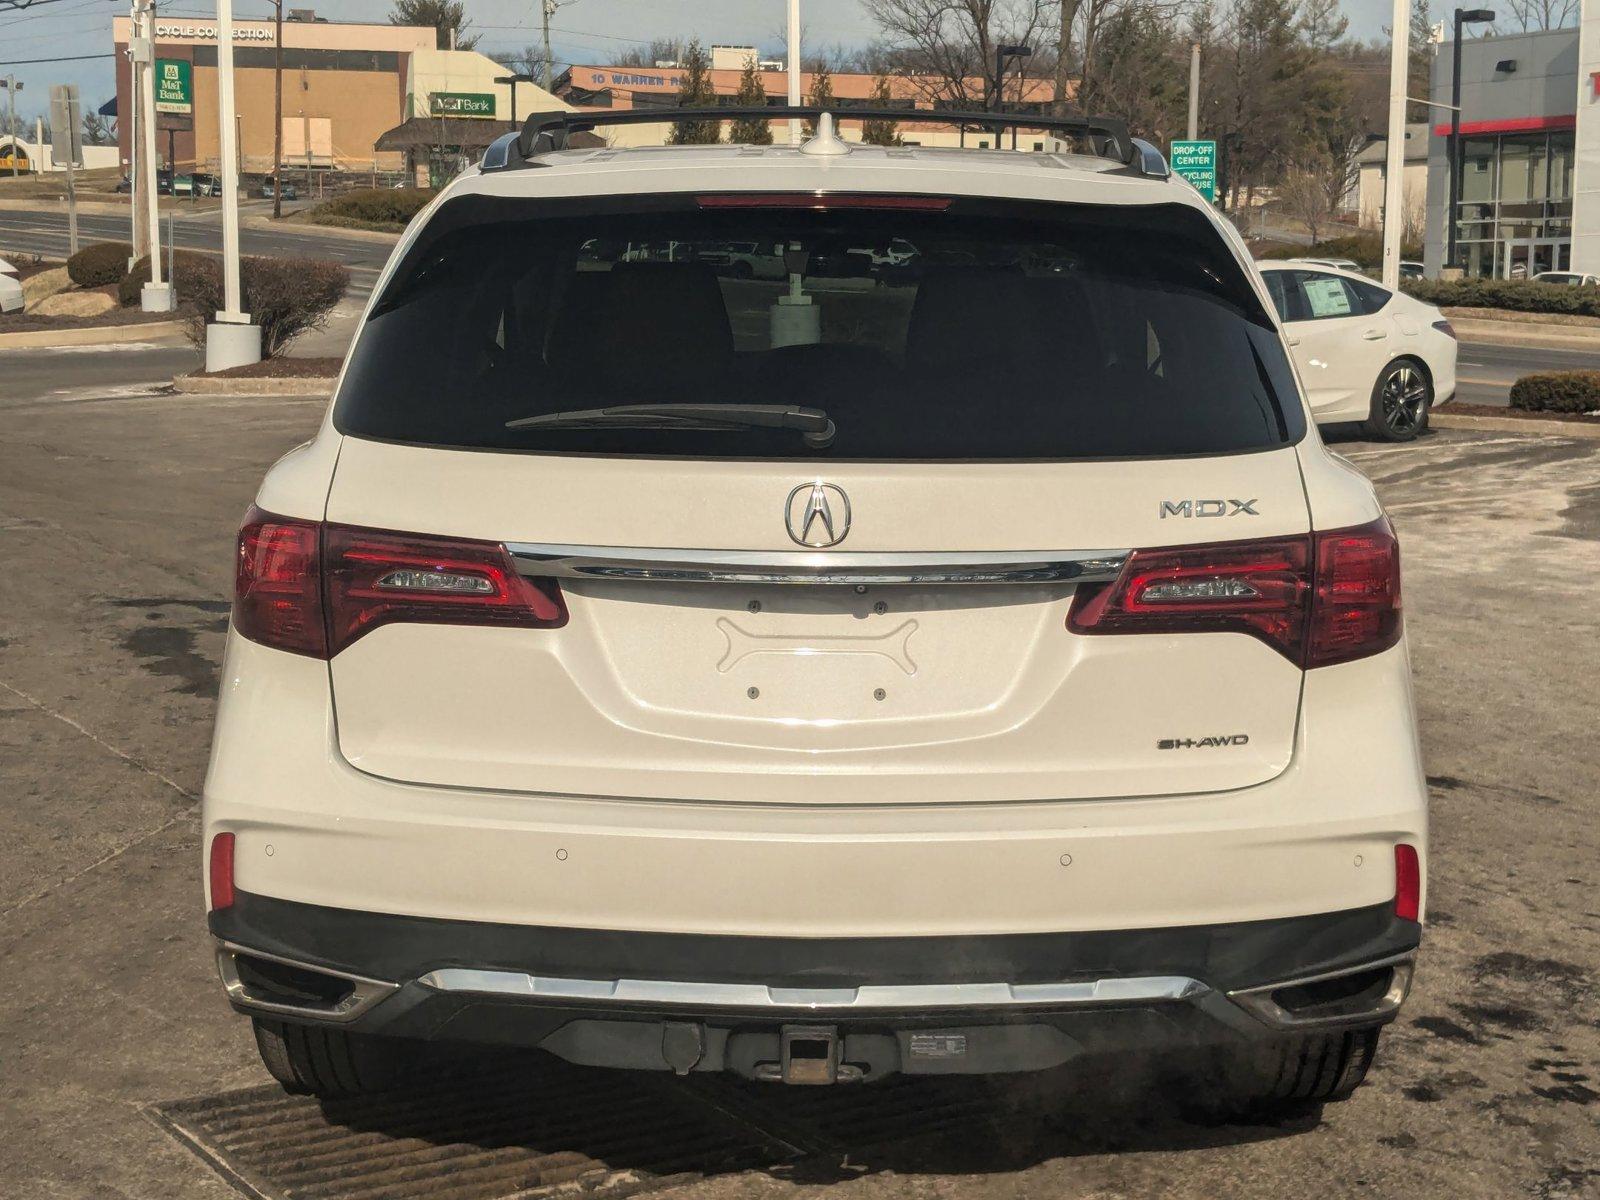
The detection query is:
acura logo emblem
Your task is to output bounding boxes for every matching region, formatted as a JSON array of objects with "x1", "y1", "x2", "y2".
[{"x1": 785, "y1": 482, "x2": 850, "y2": 547}]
